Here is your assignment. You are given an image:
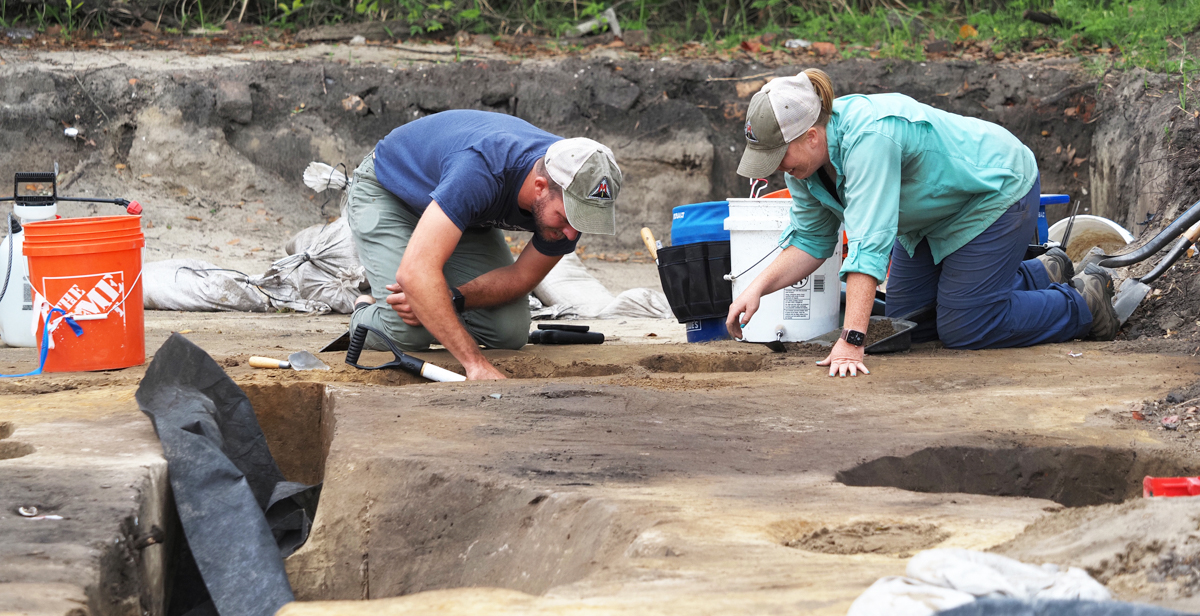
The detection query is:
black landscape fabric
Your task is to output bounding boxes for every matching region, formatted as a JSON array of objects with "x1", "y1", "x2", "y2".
[
  {"x1": 136, "y1": 333, "x2": 321, "y2": 616},
  {"x1": 937, "y1": 598, "x2": 1192, "y2": 616}
]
